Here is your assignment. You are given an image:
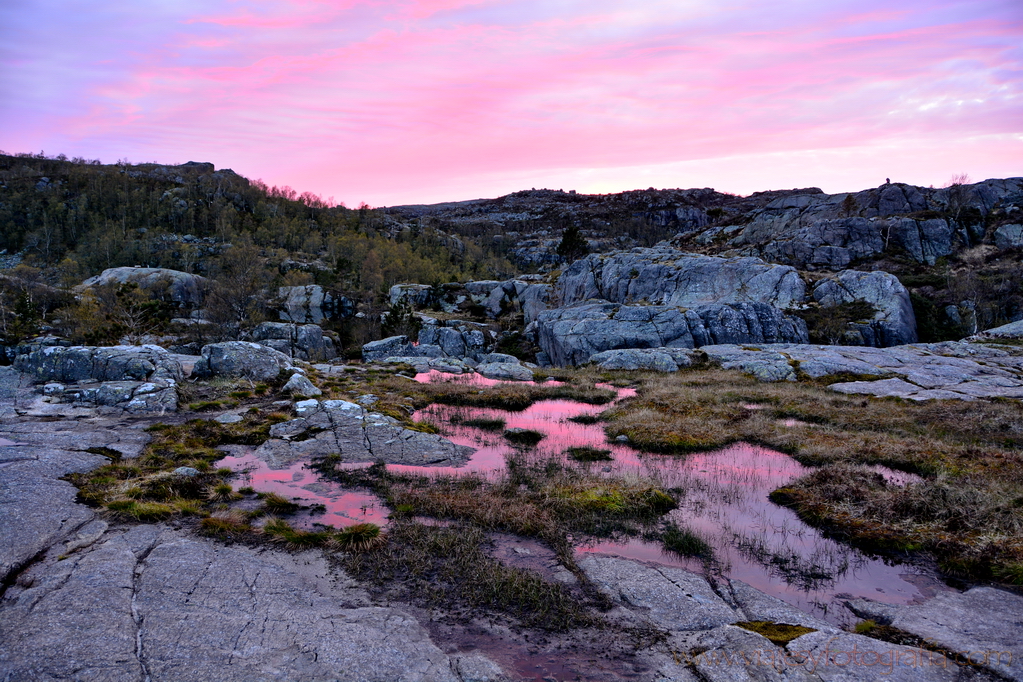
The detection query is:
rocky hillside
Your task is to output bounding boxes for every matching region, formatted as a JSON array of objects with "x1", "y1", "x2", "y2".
[{"x1": 384, "y1": 177, "x2": 1023, "y2": 343}]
